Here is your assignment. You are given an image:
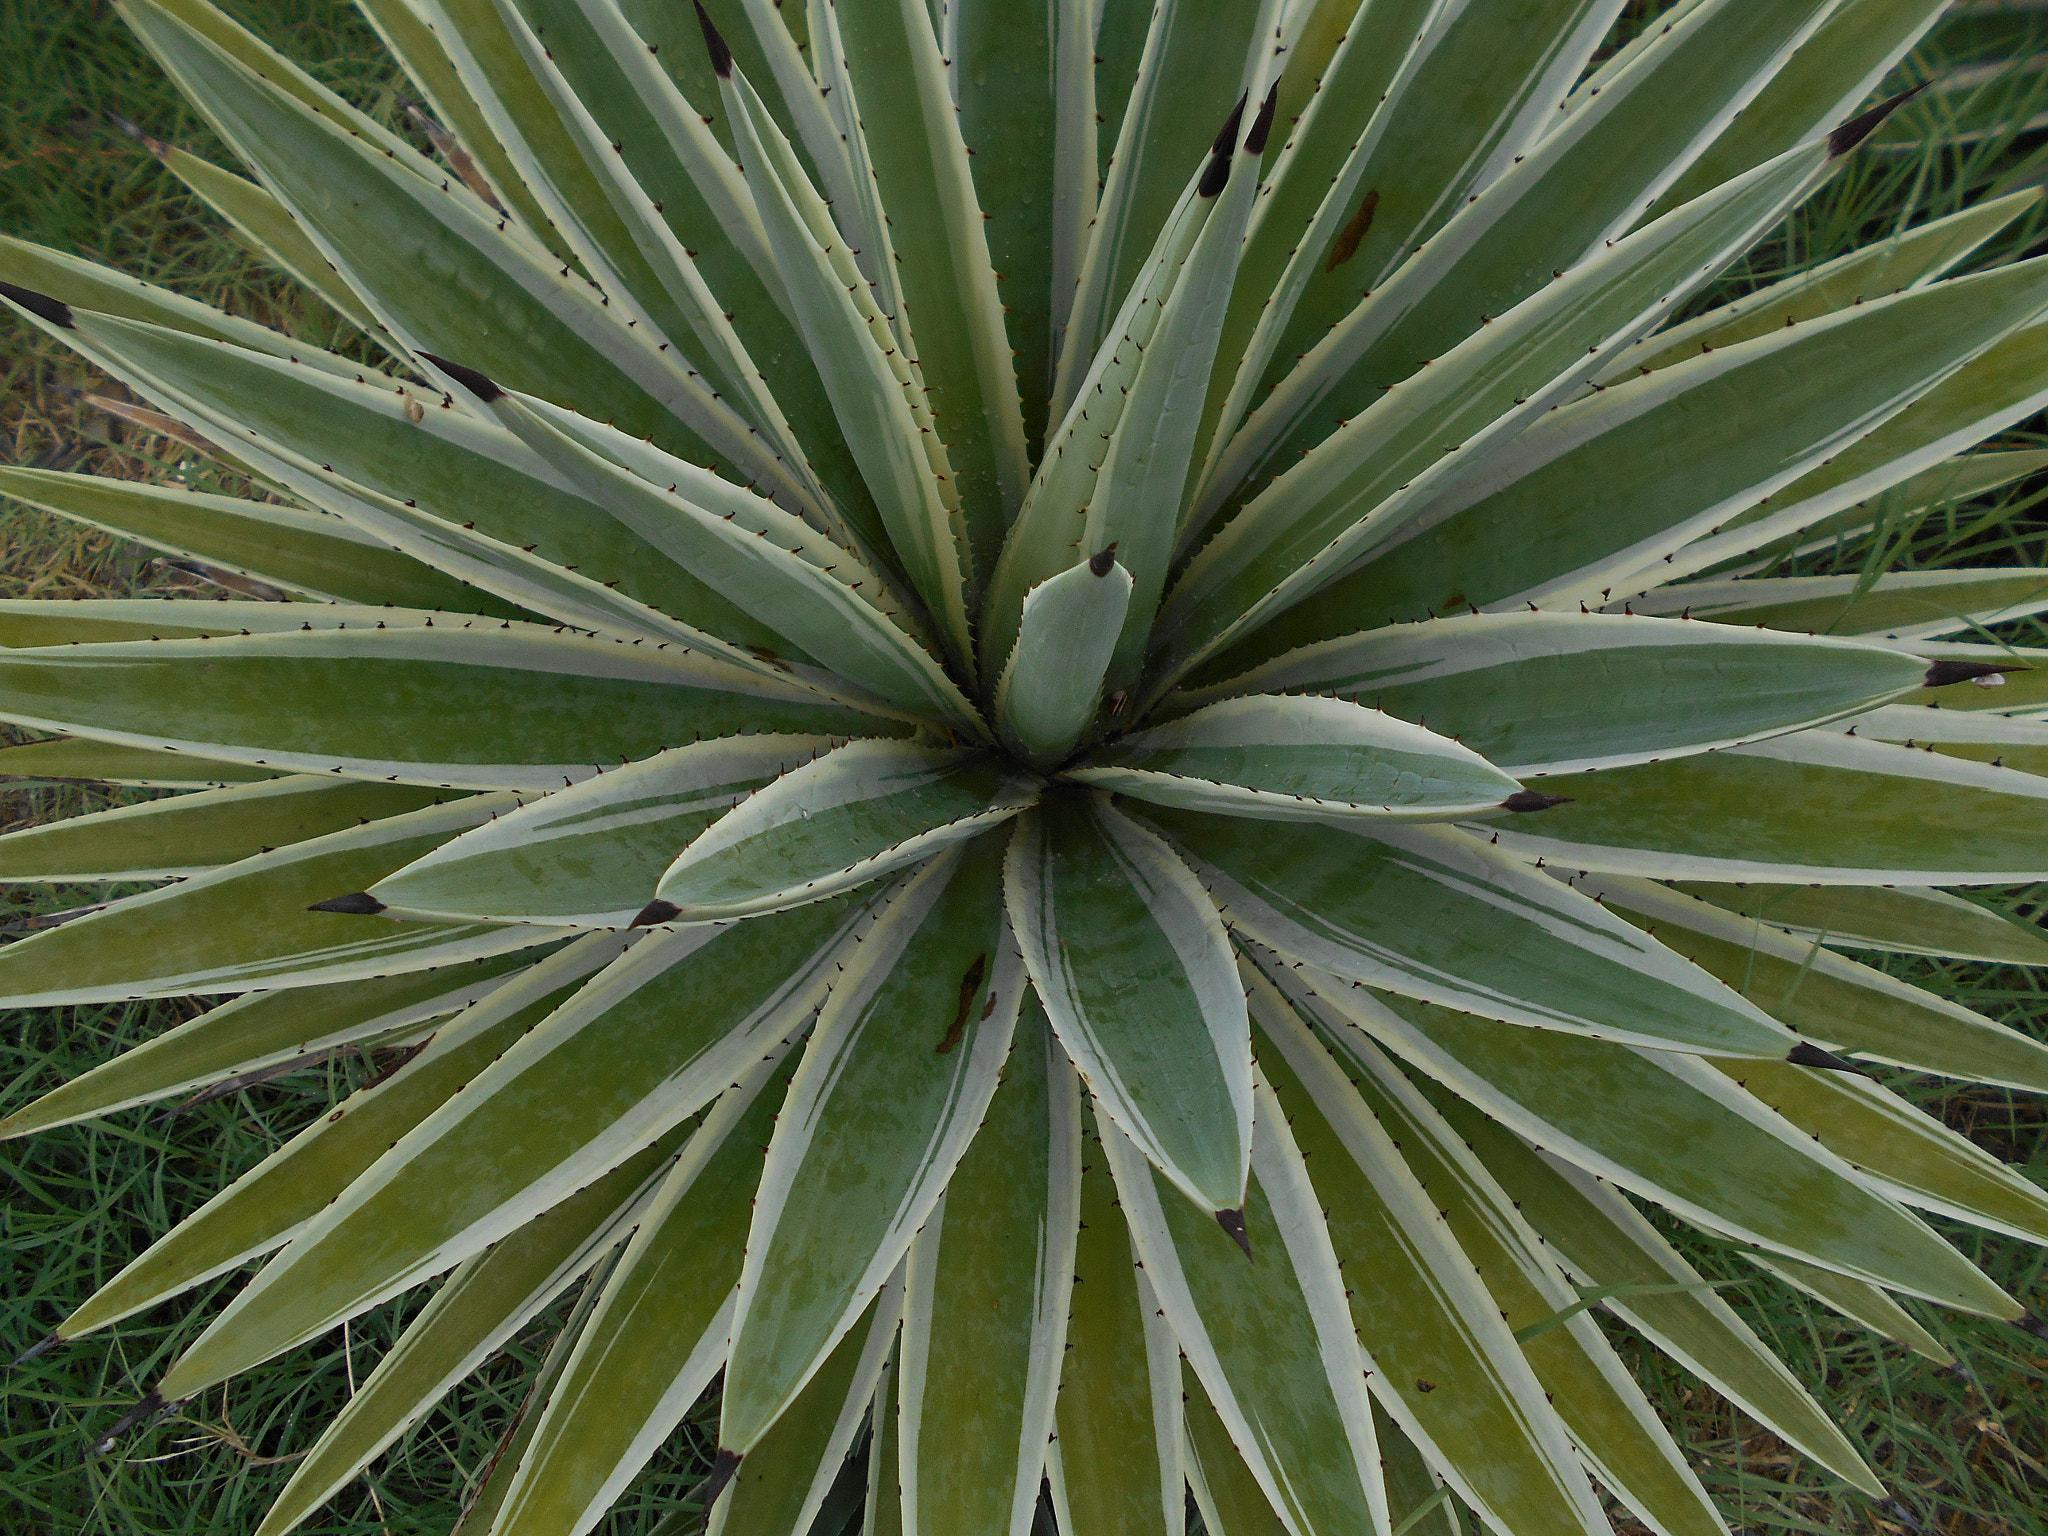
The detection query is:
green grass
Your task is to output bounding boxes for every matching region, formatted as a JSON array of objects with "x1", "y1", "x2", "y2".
[{"x1": 3, "y1": 3, "x2": 2048, "y2": 1534}]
